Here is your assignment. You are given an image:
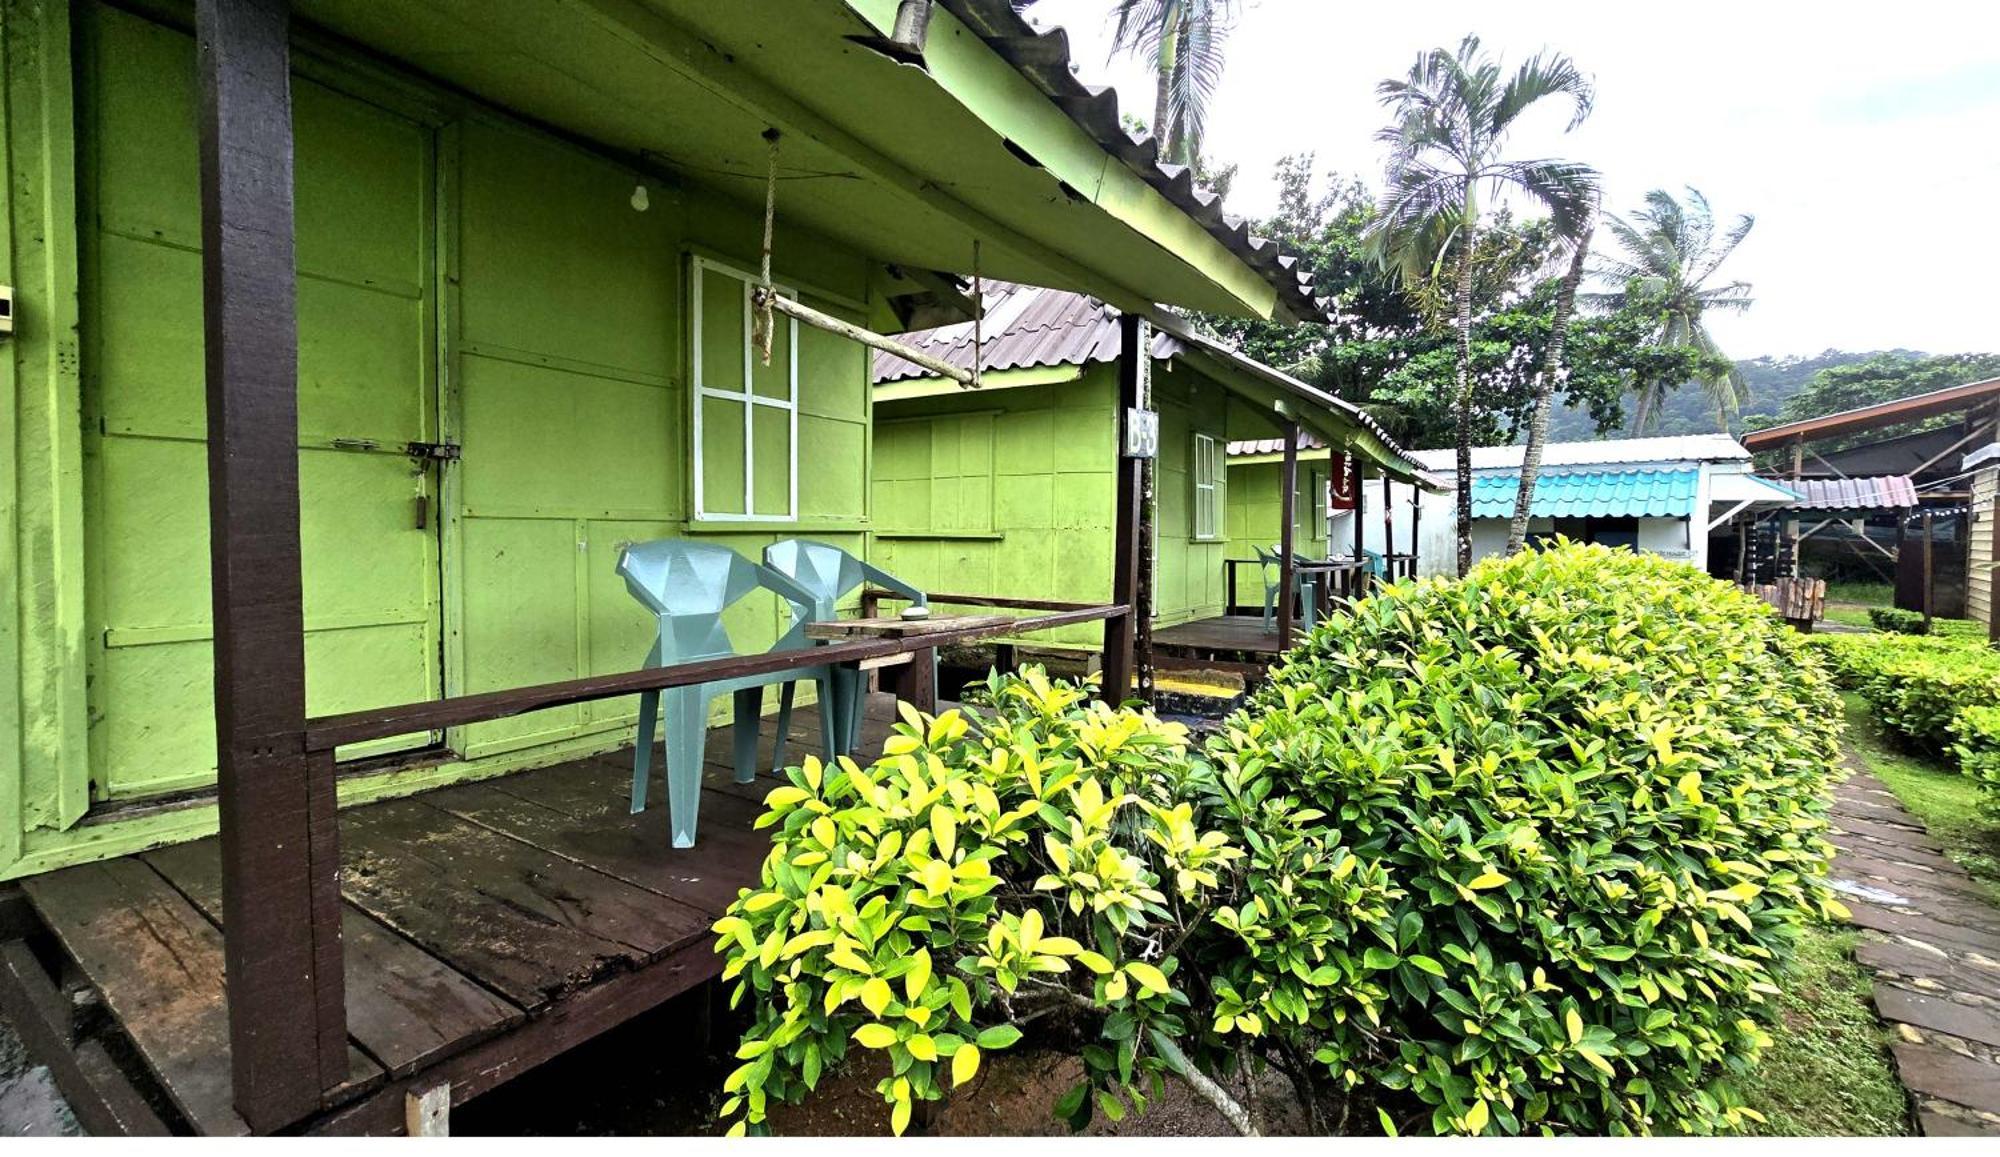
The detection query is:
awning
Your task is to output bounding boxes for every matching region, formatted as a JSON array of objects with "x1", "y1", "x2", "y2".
[
  {"x1": 1470, "y1": 468, "x2": 1699, "y2": 519},
  {"x1": 1711, "y1": 472, "x2": 1800, "y2": 506},
  {"x1": 1786, "y1": 475, "x2": 1919, "y2": 511}
]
